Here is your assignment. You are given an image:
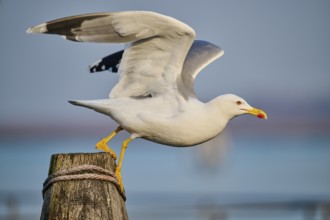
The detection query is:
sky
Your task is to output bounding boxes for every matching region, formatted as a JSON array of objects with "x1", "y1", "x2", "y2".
[{"x1": 0, "y1": 0, "x2": 330, "y2": 130}]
